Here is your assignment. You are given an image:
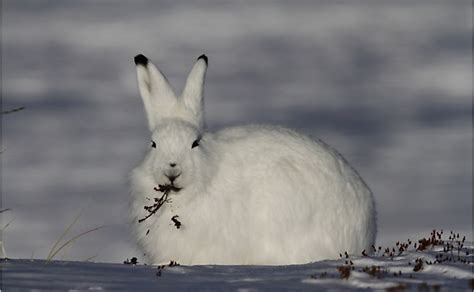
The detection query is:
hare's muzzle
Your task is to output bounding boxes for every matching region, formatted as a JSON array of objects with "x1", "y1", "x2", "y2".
[{"x1": 165, "y1": 170, "x2": 181, "y2": 184}]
